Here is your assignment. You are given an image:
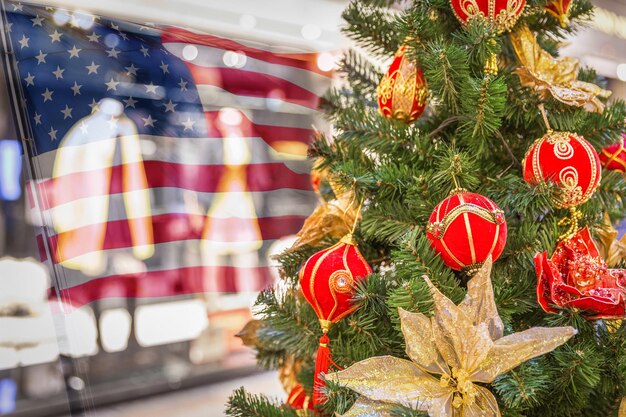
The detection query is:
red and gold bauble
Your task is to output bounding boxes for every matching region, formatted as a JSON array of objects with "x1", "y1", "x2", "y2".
[
  {"x1": 377, "y1": 44, "x2": 428, "y2": 124},
  {"x1": 600, "y1": 135, "x2": 626, "y2": 173},
  {"x1": 544, "y1": 0, "x2": 573, "y2": 27},
  {"x1": 286, "y1": 384, "x2": 314, "y2": 413},
  {"x1": 298, "y1": 234, "x2": 372, "y2": 405},
  {"x1": 299, "y1": 234, "x2": 372, "y2": 333},
  {"x1": 522, "y1": 131, "x2": 601, "y2": 209},
  {"x1": 426, "y1": 191, "x2": 507, "y2": 273},
  {"x1": 450, "y1": 0, "x2": 526, "y2": 33}
]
